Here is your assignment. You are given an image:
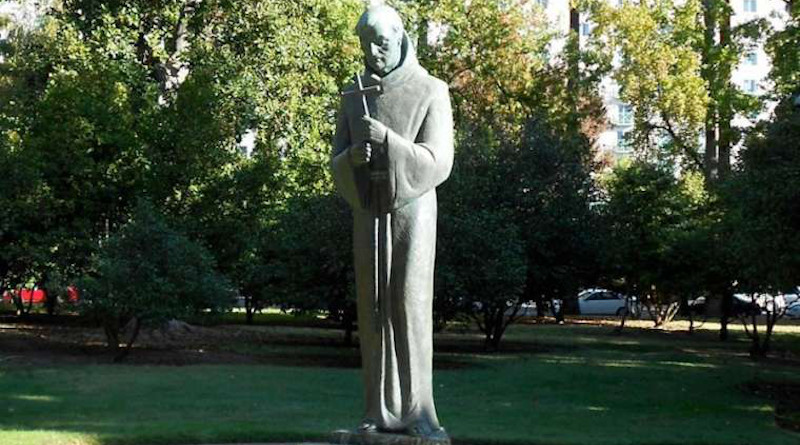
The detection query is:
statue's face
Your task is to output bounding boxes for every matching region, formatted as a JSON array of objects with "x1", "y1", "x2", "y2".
[{"x1": 359, "y1": 20, "x2": 403, "y2": 76}]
